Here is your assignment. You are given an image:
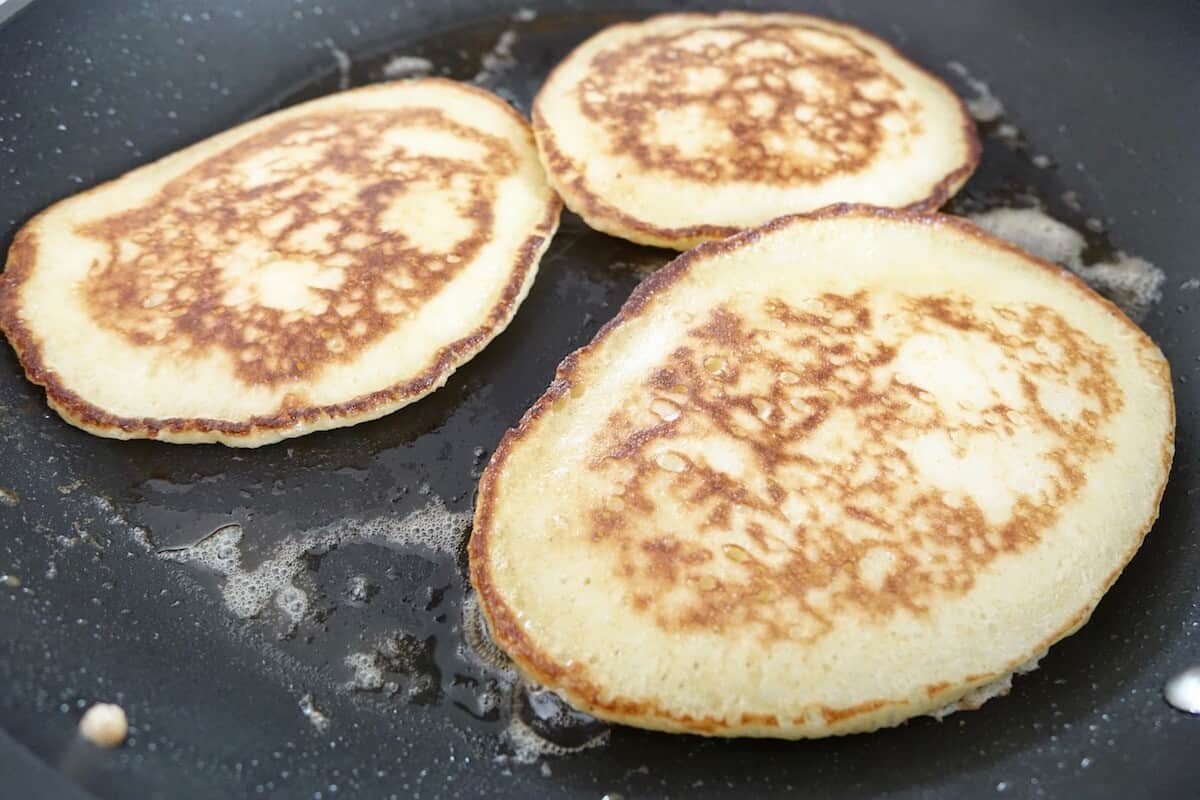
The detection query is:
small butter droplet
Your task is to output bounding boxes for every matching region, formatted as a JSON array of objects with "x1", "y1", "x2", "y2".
[
  {"x1": 655, "y1": 452, "x2": 688, "y2": 473},
  {"x1": 723, "y1": 544, "x2": 752, "y2": 563},
  {"x1": 703, "y1": 356, "x2": 726, "y2": 376},
  {"x1": 79, "y1": 703, "x2": 128, "y2": 748},
  {"x1": 1164, "y1": 666, "x2": 1200, "y2": 714},
  {"x1": 695, "y1": 575, "x2": 718, "y2": 591},
  {"x1": 650, "y1": 398, "x2": 681, "y2": 422}
]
